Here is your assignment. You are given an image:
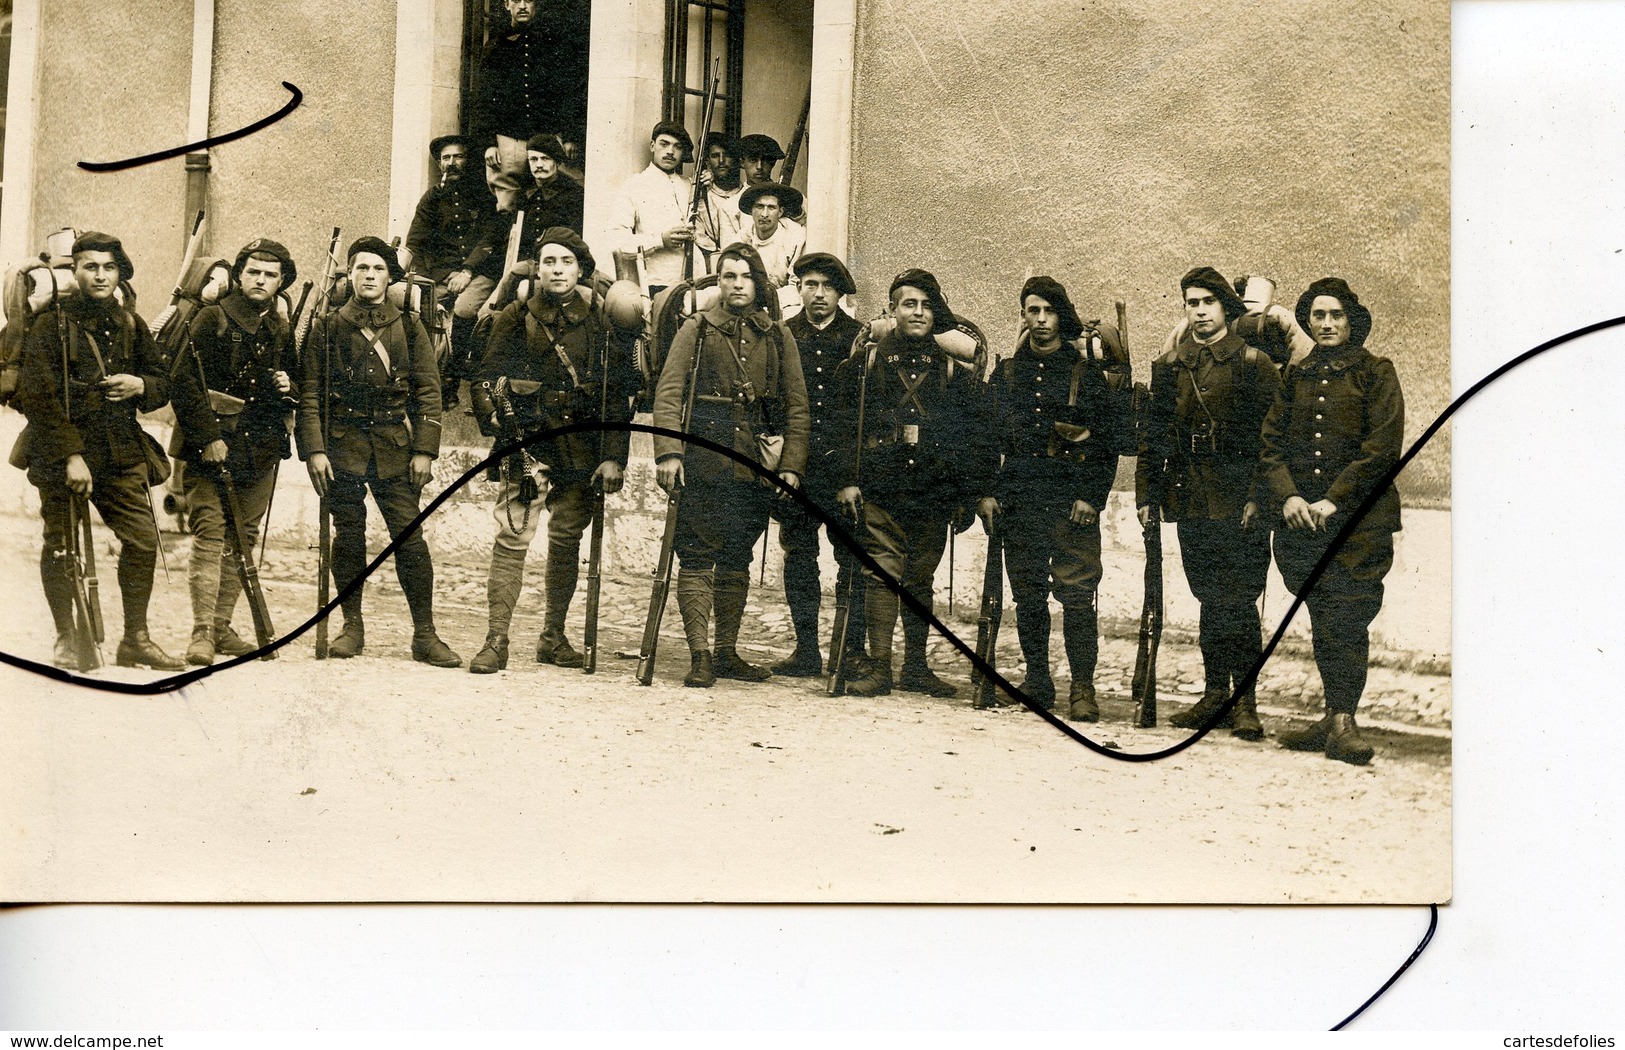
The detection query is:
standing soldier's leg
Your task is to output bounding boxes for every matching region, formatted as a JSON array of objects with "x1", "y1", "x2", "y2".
[
  {"x1": 713, "y1": 481, "x2": 772, "y2": 682},
  {"x1": 1052, "y1": 510, "x2": 1105, "y2": 723},
  {"x1": 181, "y1": 467, "x2": 228, "y2": 665},
  {"x1": 326, "y1": 471, "x2": 371, "y2": 658},
  {"x1": 35, "y1": 480, "x2": 78, "y2": 668},
  {"x1": 94, "y1": 462, "x2": 184, "y2": 670},
  {"x1": 369, "y1": 472, "x2": 461, "y2": 667},
  {"x1": 847, "y1": 502, "x2": 908, "y2": 697},
  {"x1": 673, "y1": 482, "x2": 723, "y2": 688},
  {"x1": 772, "y1": 499, "x2": 824, "y2": 676},
  {"x1": 828, "y1": 509, "x2": 868, "y2": 672},
  {"x1": 1003, "y1": 503, "x2": 1057, "y2": 709},
  {"x1": 210, "y1": 463, "x2": 279, "y2": 658},
  {"x1": 471, "y1": 468, "x2": 542, "y2": 673},
  {"x1": 1222, "y1": 525, "x2": 1271, "y2": 740},
  {"x1": 1170, "y1": 519, "x2": 1235, "y2": 729},
  {"x1": 536, "y1": 473, "x2": 594, "y2": 667},
  {"x1": 895, "y1": 508, "x2": 955, "y2": 698}
]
